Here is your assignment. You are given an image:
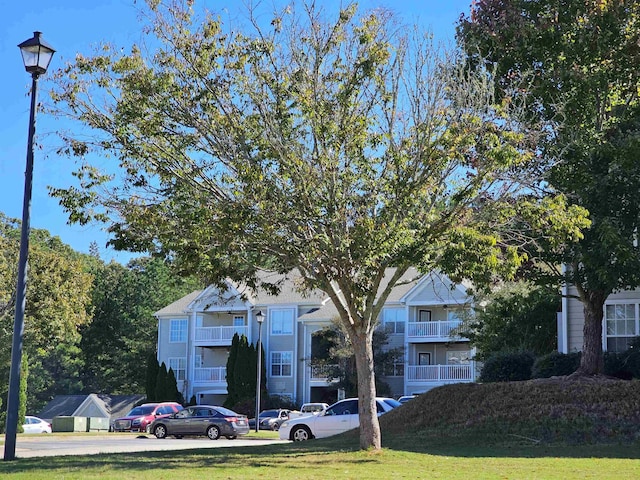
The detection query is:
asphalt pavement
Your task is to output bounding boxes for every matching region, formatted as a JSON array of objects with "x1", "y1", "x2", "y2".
[{"x1": 2, "y1": 434, "x2": 288, "y2": 459}]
